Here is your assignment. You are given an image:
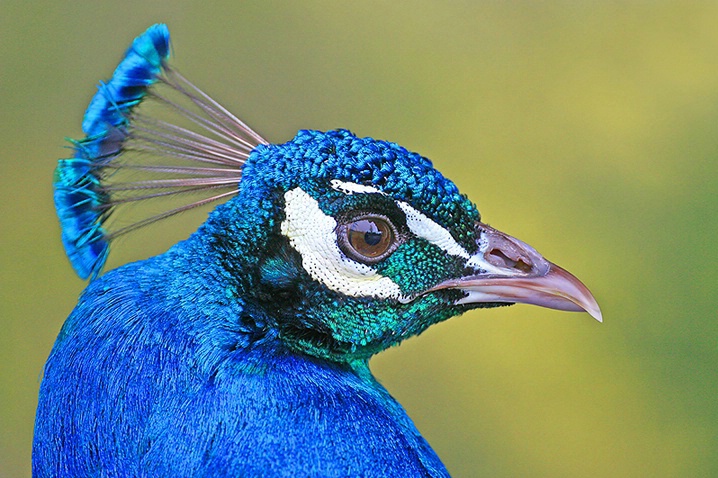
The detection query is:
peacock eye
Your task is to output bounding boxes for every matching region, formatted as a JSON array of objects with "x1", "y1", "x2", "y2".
[{"x1": 338, "y1": 216, "x2": 397, "y2": 264}]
